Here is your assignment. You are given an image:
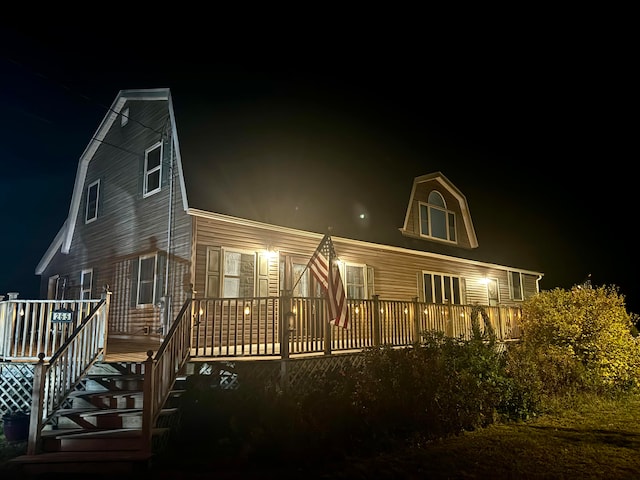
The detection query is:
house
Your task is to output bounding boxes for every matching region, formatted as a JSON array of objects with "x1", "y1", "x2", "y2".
[{"x1": 35, "y1": 87, "x2": 543, "y2": 349}]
